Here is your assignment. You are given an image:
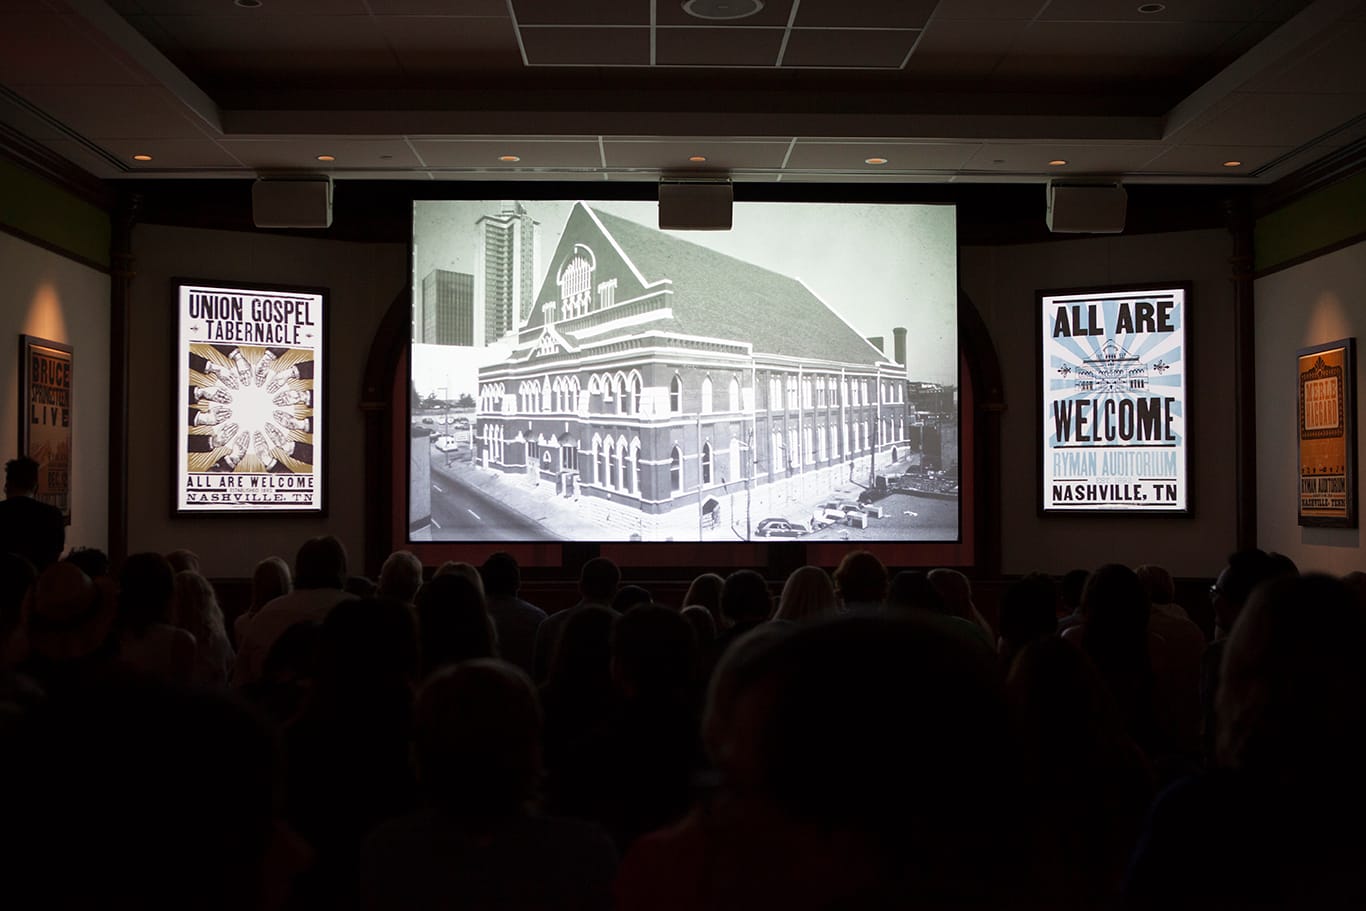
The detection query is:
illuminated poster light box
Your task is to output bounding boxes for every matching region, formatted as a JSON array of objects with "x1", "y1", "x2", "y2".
[
  {"x1": 174, "y1": 279, "x2": 327, "y2": 515},
  {"x1": 409, "y1": 199, "x2": 959, "y2": 543},
  {"x1": 1039, "y1": 283, "x2": 1189, "y2": 515}
]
